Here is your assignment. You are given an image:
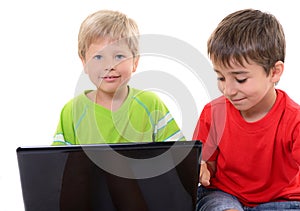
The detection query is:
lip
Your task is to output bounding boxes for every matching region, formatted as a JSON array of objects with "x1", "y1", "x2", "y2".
[
  {"x1": 230, "y1": 97, "x2": 246, "y2": 103},
  {"x1": 101, "y1": 75, "x2": 121, "y2": 82}
]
